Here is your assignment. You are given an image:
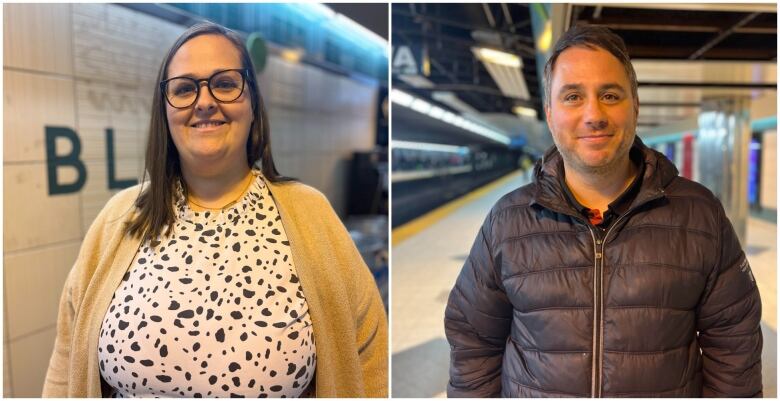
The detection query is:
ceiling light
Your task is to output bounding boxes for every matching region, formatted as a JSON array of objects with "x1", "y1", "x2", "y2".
[
  {"x1": 513, "y1": 106, "x2": 538, "y2": 119},
  {"x1": 391, "y1": 89, "x2": 414, "y2": 107},
  {"x1": 390, "y1": 89, "x2": 511, "y2": 145},
  {"x1": 410, "y1": 98, "x2": 432, "y2": 114},
  {"x1": 397, "y1": 75, "x2": 435, "y2": 88},
  {"x1": 392, "y1": 140, "x2": 469, "y2": 154},
  {"x1": 279, "y1": 48, "x2": 304, "y2": 63},
  {"x1": 537, "y1": 20, "x2": 553, "y2": 53},
  {"x1": 432, "y1": 91, "x2": 479, "y2": 114},
  {"x1": 475, "y1": 47, "x2": 522, "y2": 68},
  {"x1": 472, "y1": 47, "x2": 530, "y2": 100},
  {"x1": 429, "y1": 106, "x2": 445, "y2": 119}
]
